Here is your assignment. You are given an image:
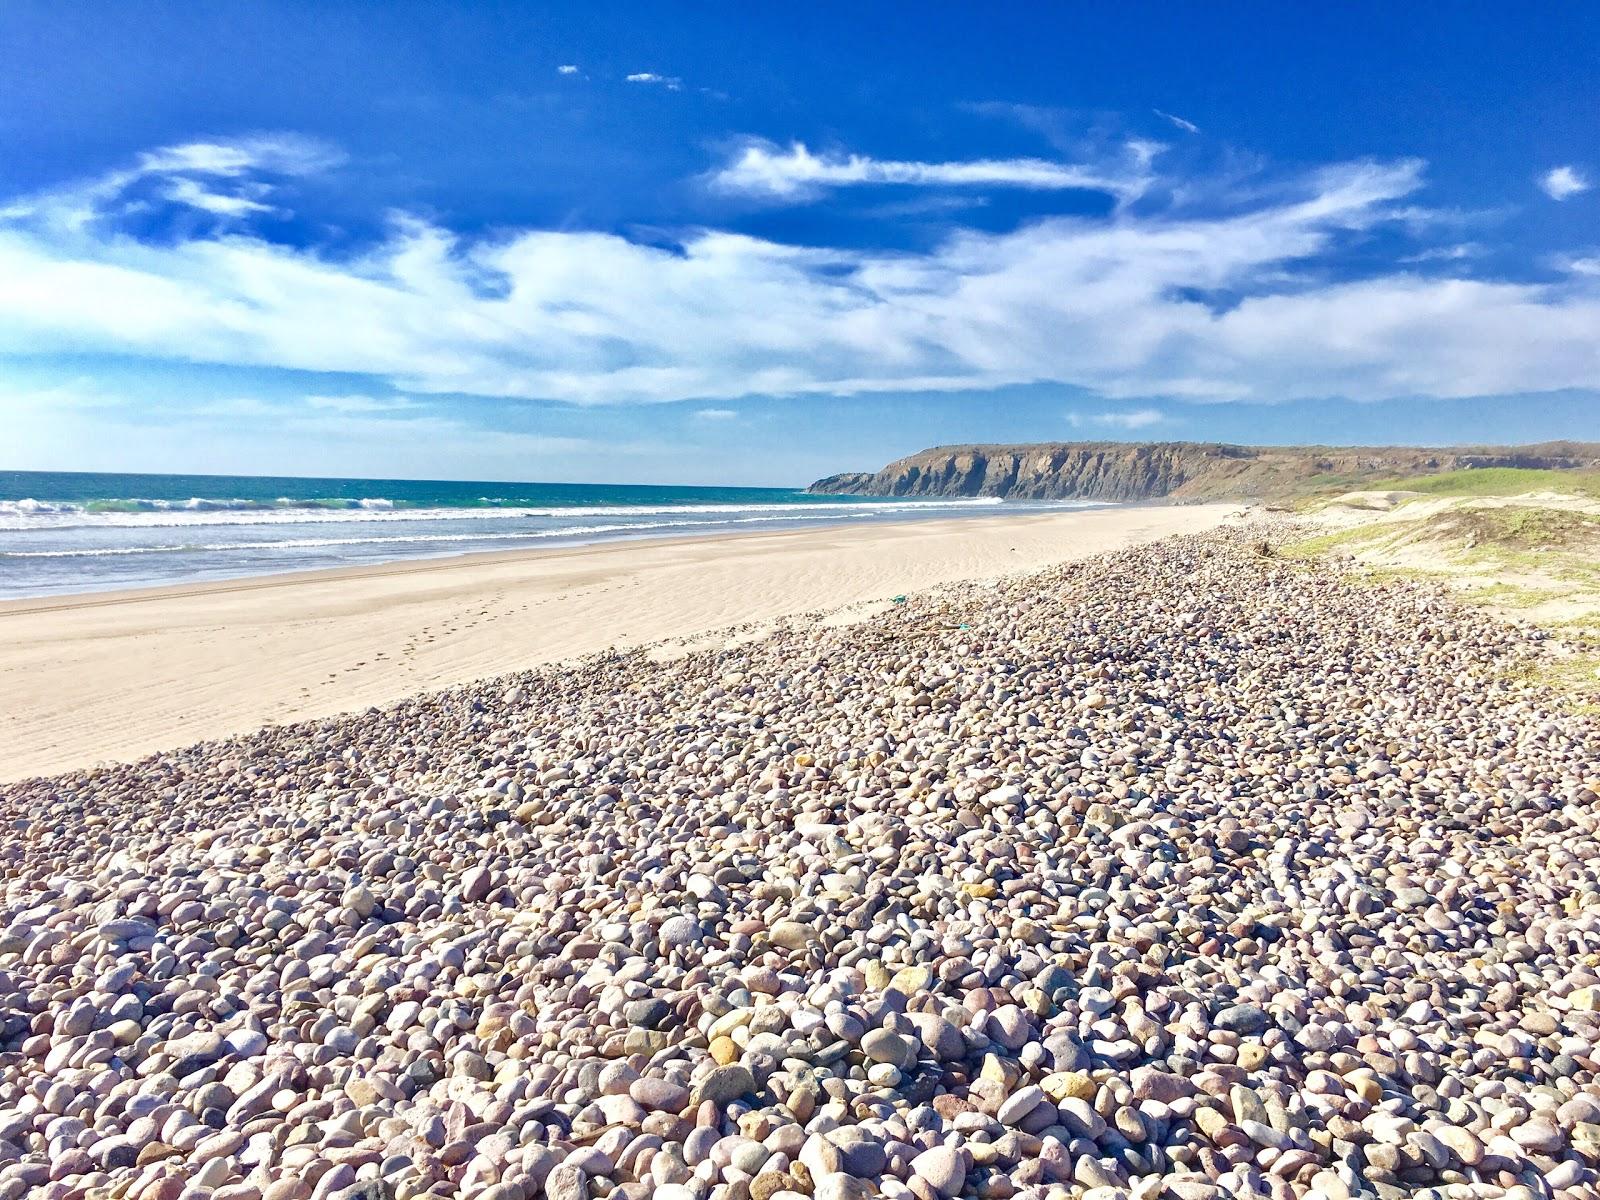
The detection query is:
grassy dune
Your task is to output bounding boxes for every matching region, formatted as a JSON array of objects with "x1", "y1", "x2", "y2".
[
  {"x1": 1363, "y1": 465, "x2": 1600, "y2": 498},
  {"x1": 1286, "y1": 467, "x2": 1600, "y2": 709}
]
